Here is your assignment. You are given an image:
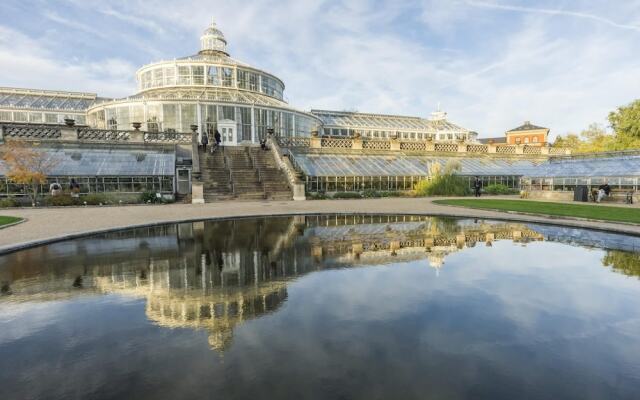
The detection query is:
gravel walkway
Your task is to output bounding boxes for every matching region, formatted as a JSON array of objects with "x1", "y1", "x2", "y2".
[{"x1": 0, "y1": 197, "x2": 639, "y2": 254}]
